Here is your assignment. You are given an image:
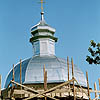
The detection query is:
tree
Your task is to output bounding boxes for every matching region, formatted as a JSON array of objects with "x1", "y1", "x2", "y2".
[{"x1": 86, "y1": 40, "x2": 100, "y2": 64}]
